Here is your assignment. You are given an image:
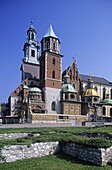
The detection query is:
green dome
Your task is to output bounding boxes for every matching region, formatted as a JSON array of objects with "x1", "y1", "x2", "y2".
[
  {"x1": 62, "y1": 84, "x2": 77, "y2": 93},
  {"x1": 64, "y1": 74, "x2": 70, "y2": 78},
  {"x1": 102, "y1": 98, "x2": 112, "y2": 104},
  {"x1": 29, "y1": 87, "x2": 42, "y2": 93},
  {"x1": 23, "y1": 85, "x2": 29, "y2": 89}
]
